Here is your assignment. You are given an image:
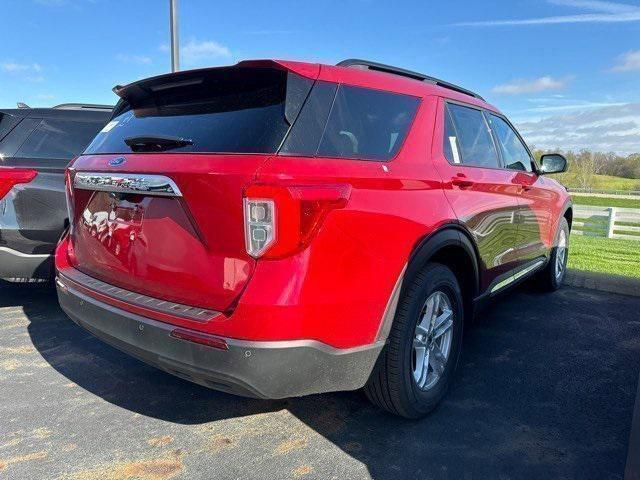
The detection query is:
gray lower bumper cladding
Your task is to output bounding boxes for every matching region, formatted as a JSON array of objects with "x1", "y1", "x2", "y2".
[{"x1": 56, "y1": 277, "x2": 384, "y2": 399}]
